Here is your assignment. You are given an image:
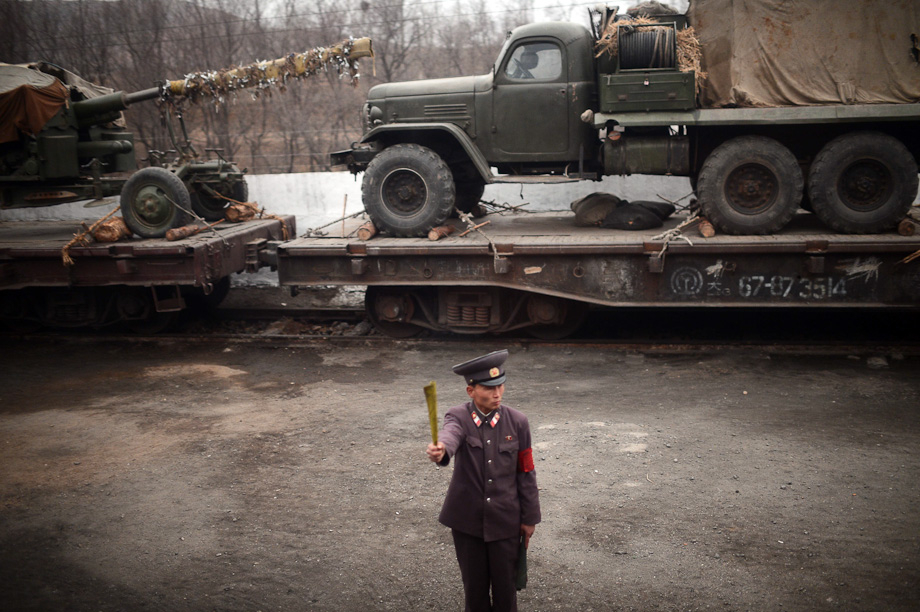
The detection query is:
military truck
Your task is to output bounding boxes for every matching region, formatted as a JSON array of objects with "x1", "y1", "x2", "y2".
[{"x1": 332, "y1": 1, "x2": 920, "y2": 237}]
